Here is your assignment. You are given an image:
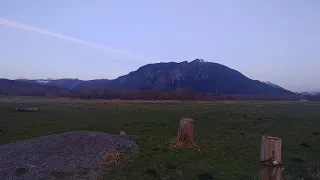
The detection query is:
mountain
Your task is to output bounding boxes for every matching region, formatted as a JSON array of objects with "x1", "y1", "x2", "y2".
[
  {"x1": 297, "y1": 91, "x2": 320, "y2": 96},
  {"x1": 19, "y1": 78, "x2": 83, "y2": 89},
  {"x1": 18, "y1": 78, "x2": 112, "y2": 91},
  {"x1": 3, "y1": 59, "x2": 294, "y2": 96},
  {"x1": 111, "y1": 59, "x2": 293, "y2": 95},
  {"x1": 0, "y1": 79, "x2": 71, "y2": 96}
]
